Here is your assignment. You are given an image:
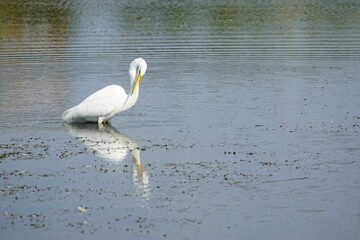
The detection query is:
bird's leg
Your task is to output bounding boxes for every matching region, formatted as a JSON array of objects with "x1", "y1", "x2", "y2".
[{"x1": 97, "y1": 117, "x2": 104, "y2": 129}]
